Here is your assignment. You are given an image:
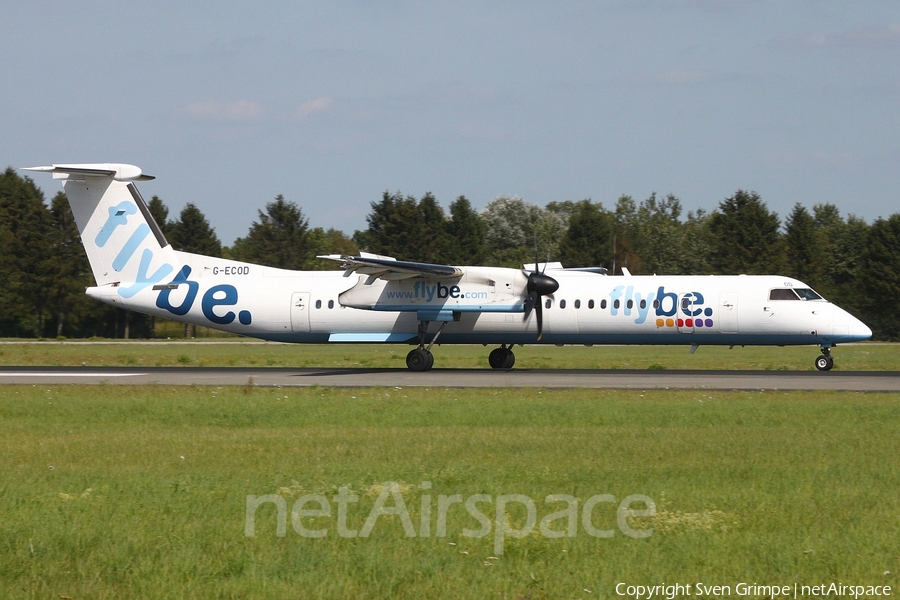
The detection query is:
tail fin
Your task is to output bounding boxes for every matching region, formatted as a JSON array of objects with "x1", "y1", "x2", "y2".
[{"x1": 24, "y1": 164, "x2": 182, "y2": 298}]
